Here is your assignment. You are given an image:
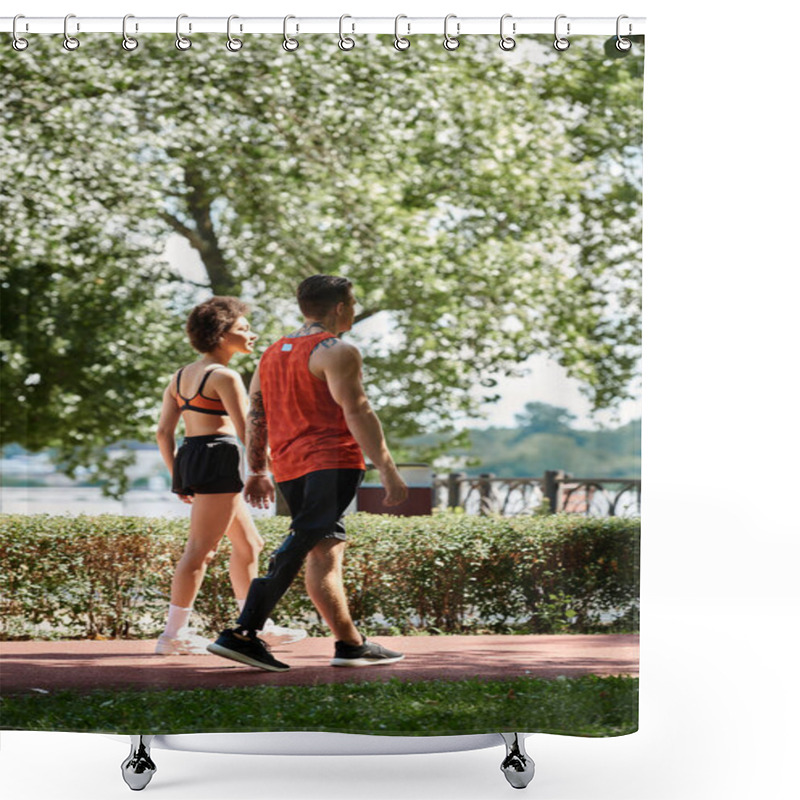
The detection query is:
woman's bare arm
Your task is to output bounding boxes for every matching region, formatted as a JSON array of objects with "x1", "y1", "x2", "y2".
[{"x1": 155, "y1": 377, "x2": 181, "y2": 477}]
